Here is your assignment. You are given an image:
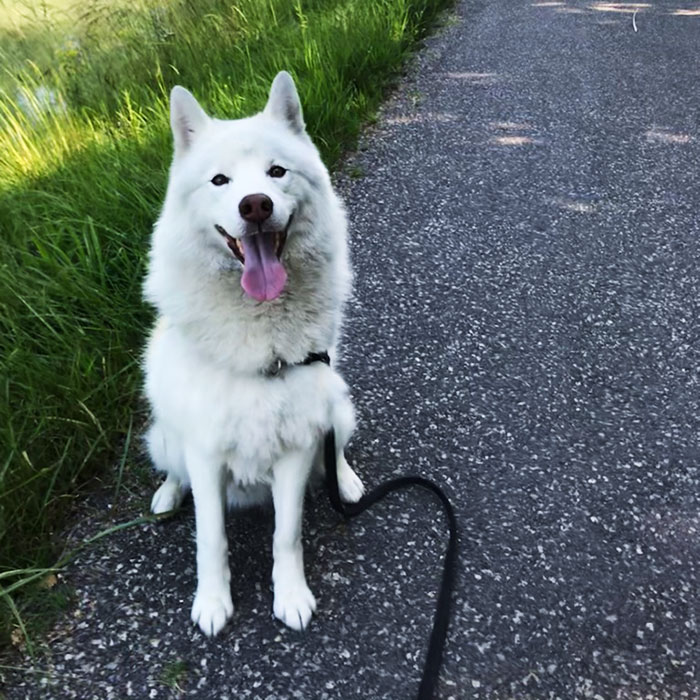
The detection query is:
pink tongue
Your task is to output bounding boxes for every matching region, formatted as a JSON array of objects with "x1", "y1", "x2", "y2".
[{"x1": 240, "y1": 232, "x2": 287, "y2": 301}]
